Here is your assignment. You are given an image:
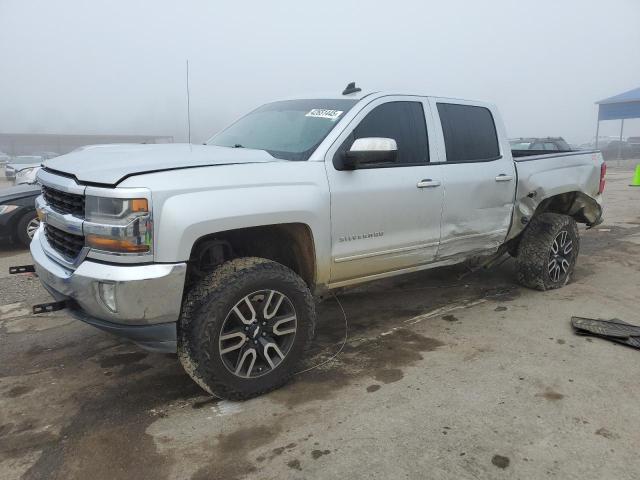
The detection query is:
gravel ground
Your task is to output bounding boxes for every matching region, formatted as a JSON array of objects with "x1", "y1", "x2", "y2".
[{"x1": 0, "y1": 163, "x2": 639, "y2": 480}]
